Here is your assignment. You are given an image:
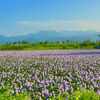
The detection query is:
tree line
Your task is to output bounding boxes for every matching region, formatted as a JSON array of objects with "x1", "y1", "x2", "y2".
[{"x1": 0, "y1": 38, "x2": 99, "y2": 50}]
